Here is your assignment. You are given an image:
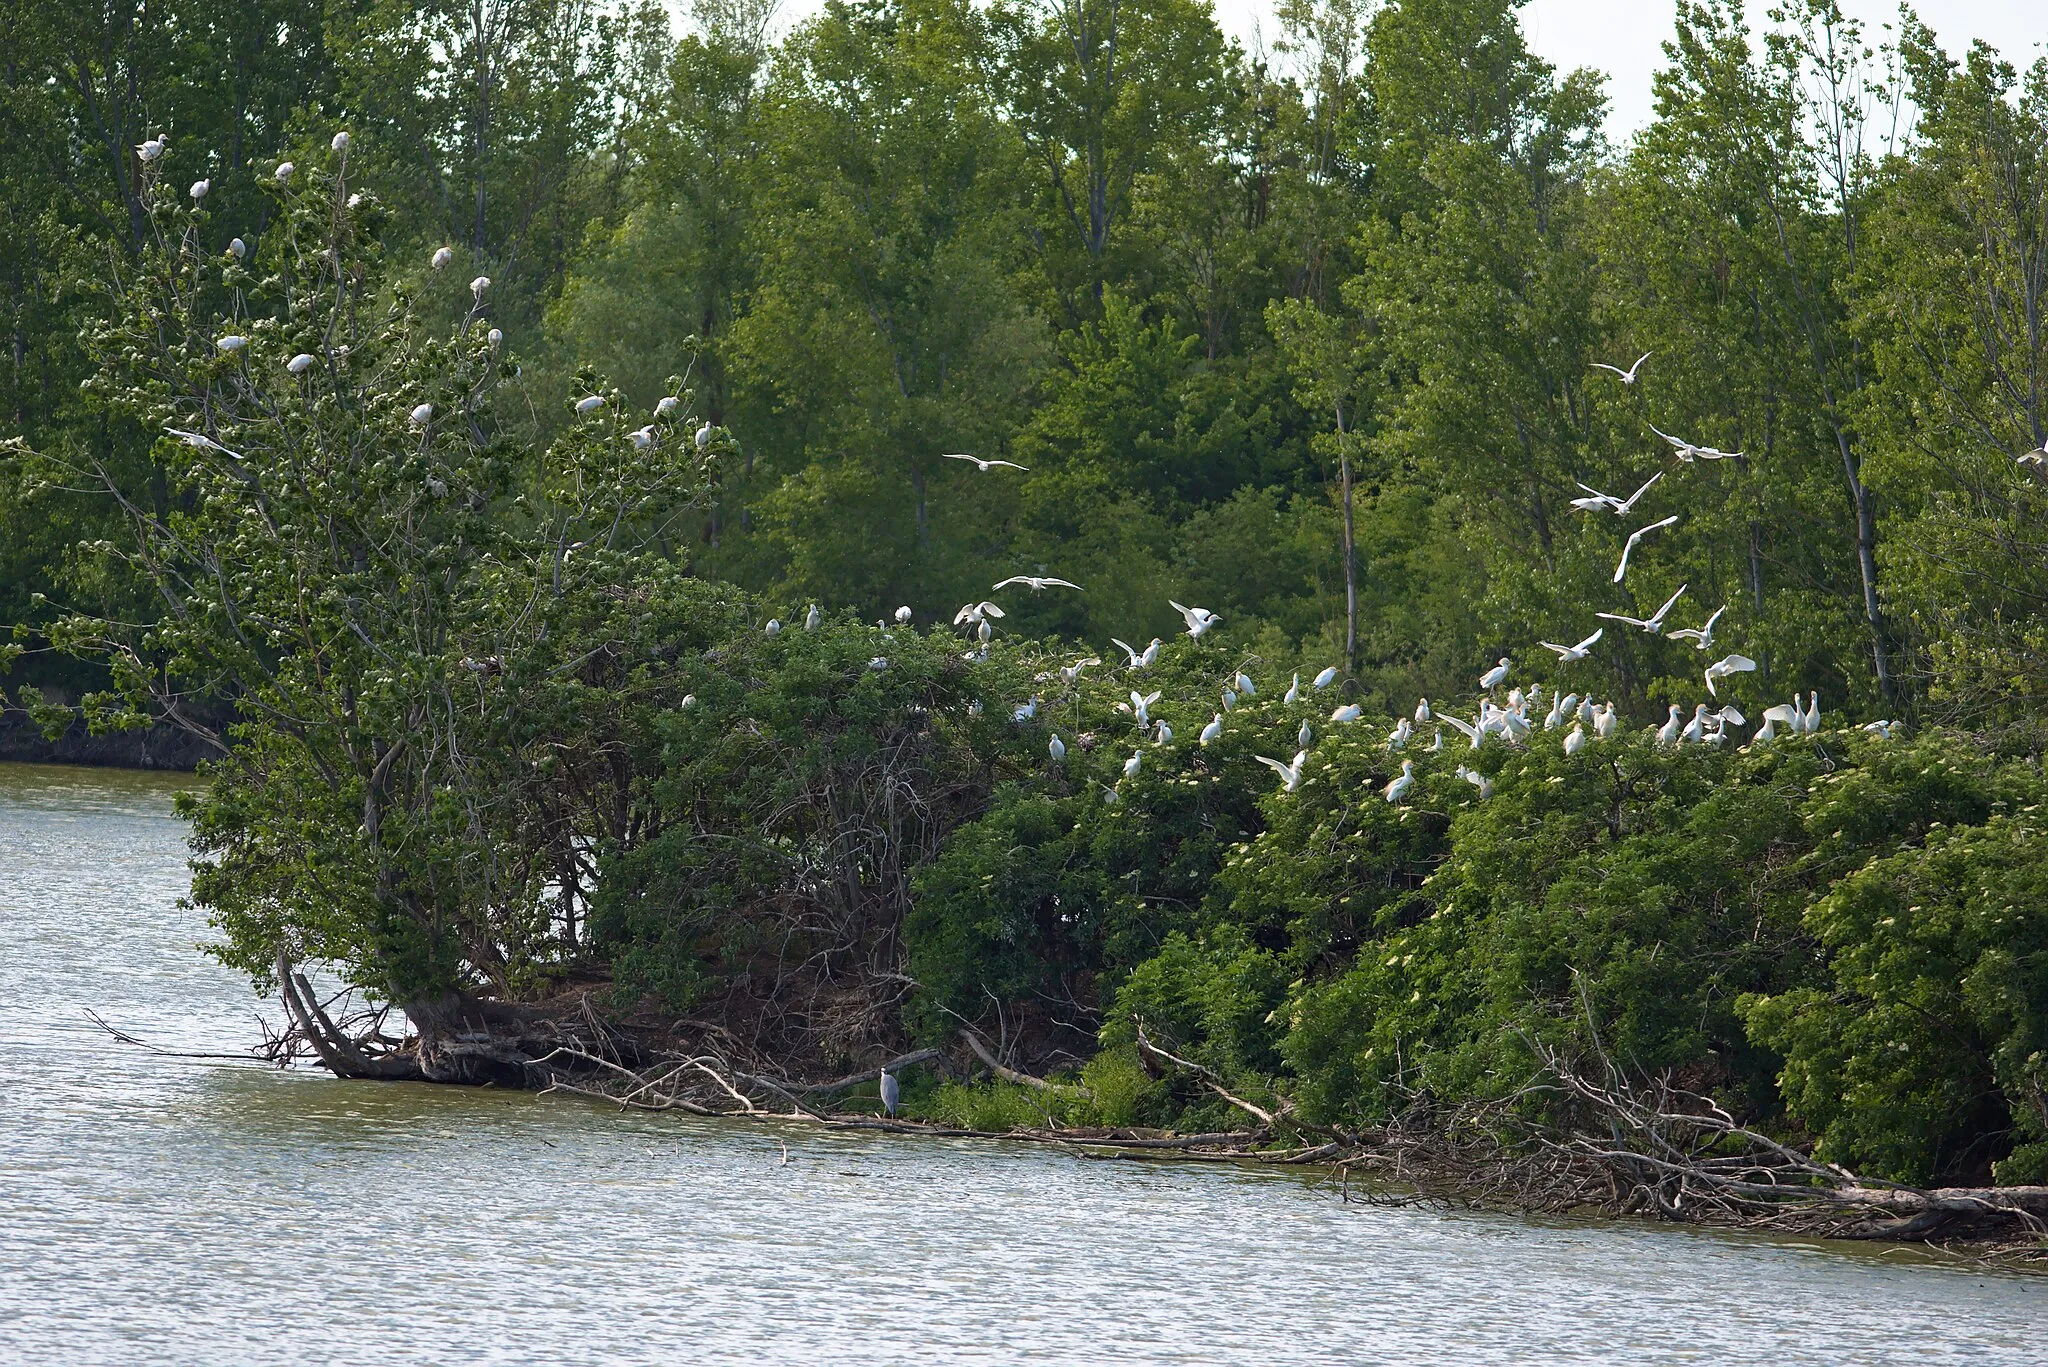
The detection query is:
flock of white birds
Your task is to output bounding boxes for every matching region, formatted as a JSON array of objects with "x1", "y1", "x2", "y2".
[{"x1": 157, "y1": 132, "x2": 1948, "y2": 800}]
